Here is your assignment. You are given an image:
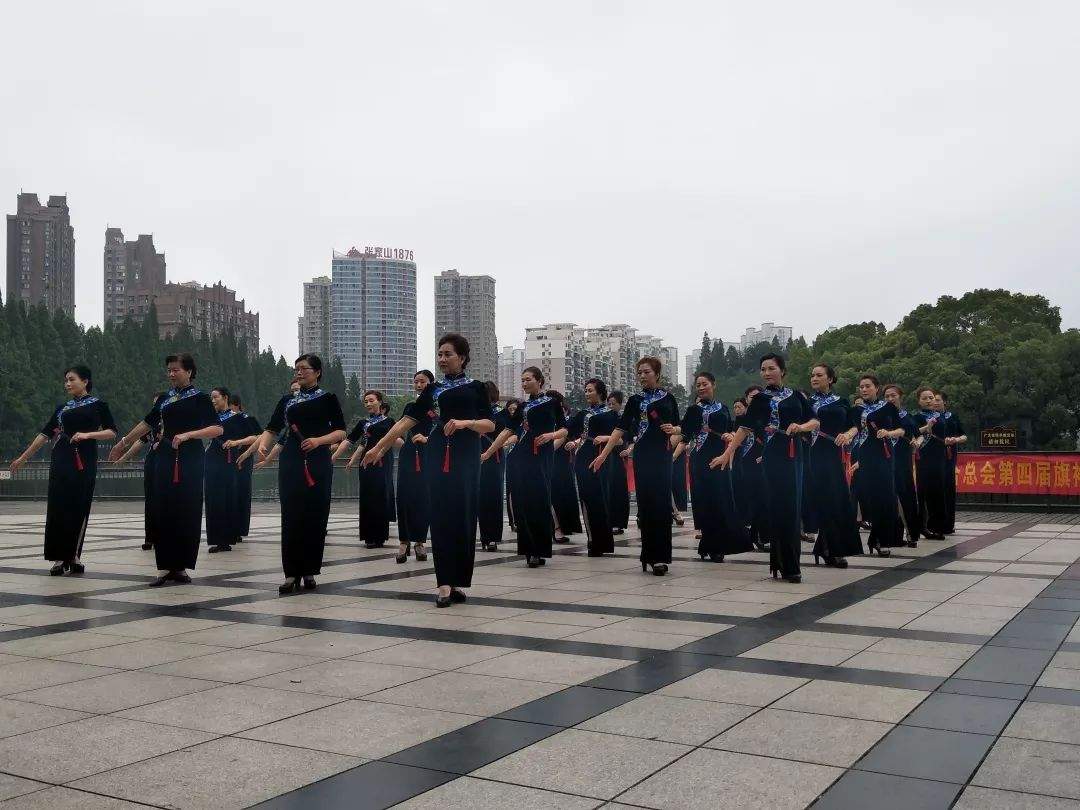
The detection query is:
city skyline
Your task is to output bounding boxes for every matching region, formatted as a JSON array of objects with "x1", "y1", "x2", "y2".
[{"x1": 3, "y1": 5, "x2": 1080, "y2": 368}]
